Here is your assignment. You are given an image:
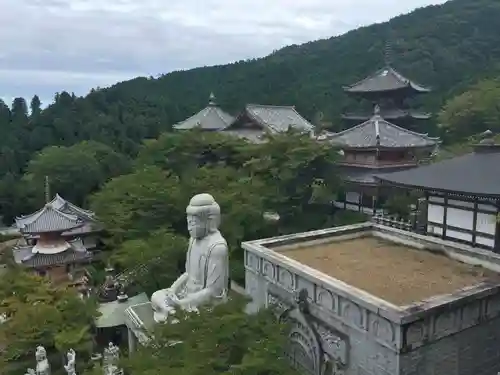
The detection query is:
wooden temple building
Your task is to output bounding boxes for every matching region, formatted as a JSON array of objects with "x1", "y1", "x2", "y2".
[
  {"x1": 173, "y1": 93, "x2": 315, "y2": 142},
  {"x1": 329, "y1": 64, "x2": 438, "y2": 213},
  {"x1": 222, "y1": 104, "x2": 315, "y2": 142},
  {"x1": 342, "y1": 65, "x2": 431, "y2": 129},
  {"x1": 378, "y1": 133, "x2": 500, "y2": 251},
  {"x1": 12, "y1": 195, "x2": 99, "y2": 286},
  {"x1": 173, "y1": 92, "x2": 234, "y2": 131}
]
